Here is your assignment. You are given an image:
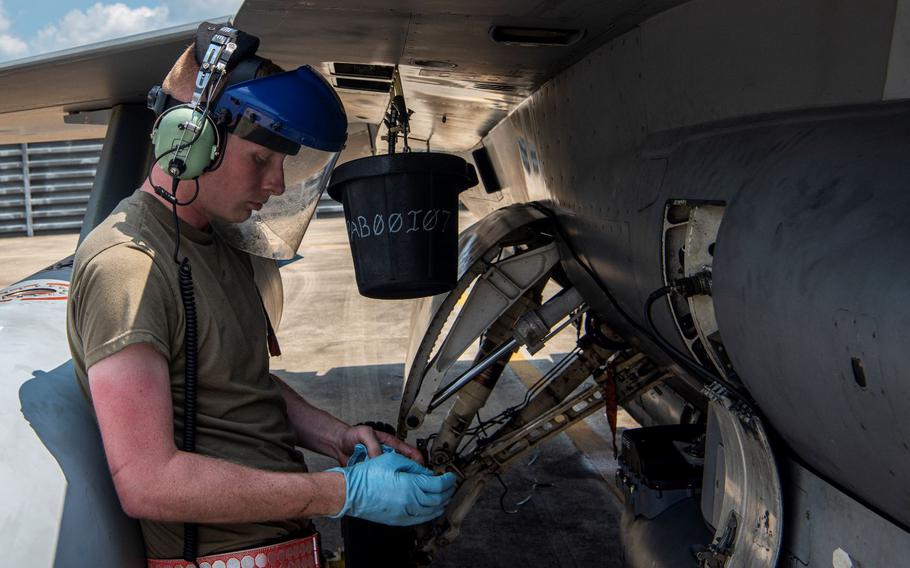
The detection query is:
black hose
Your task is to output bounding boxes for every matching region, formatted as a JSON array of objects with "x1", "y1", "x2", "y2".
[
  {"x1": 642, "y1": 285, "x2": 713, "y2": 380},
  {"x1": 643, "y1": 285, "x2": 752, "y2": 398}
]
